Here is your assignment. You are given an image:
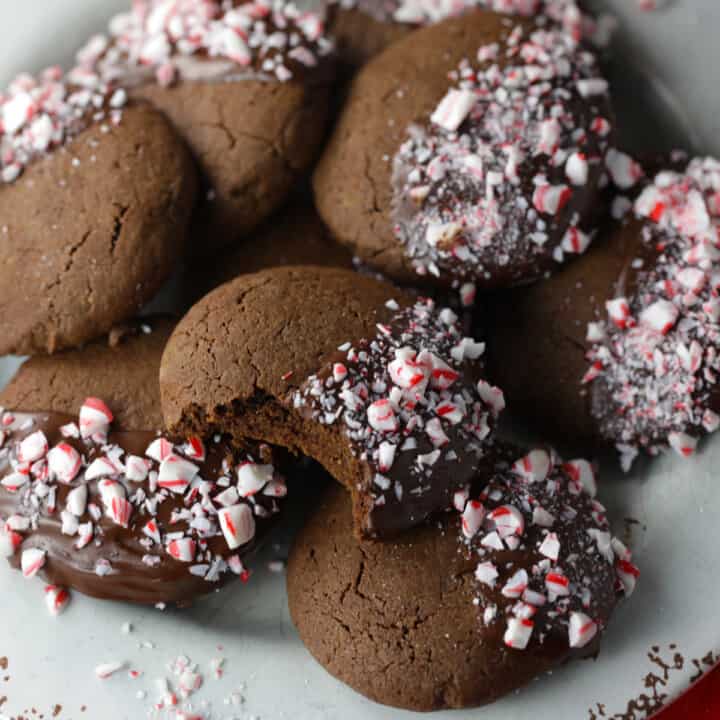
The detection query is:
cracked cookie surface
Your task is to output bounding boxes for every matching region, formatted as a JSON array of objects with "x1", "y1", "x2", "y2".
[
  {"x1": 135, "y1": 78, "x2": 332, "y2": 251},
  {"x1": 287, "y1": 452, "x2": 624, "y2": 711},
  {"x1": 0, "y1": 103, "x2": 196, "y2": 355}
]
